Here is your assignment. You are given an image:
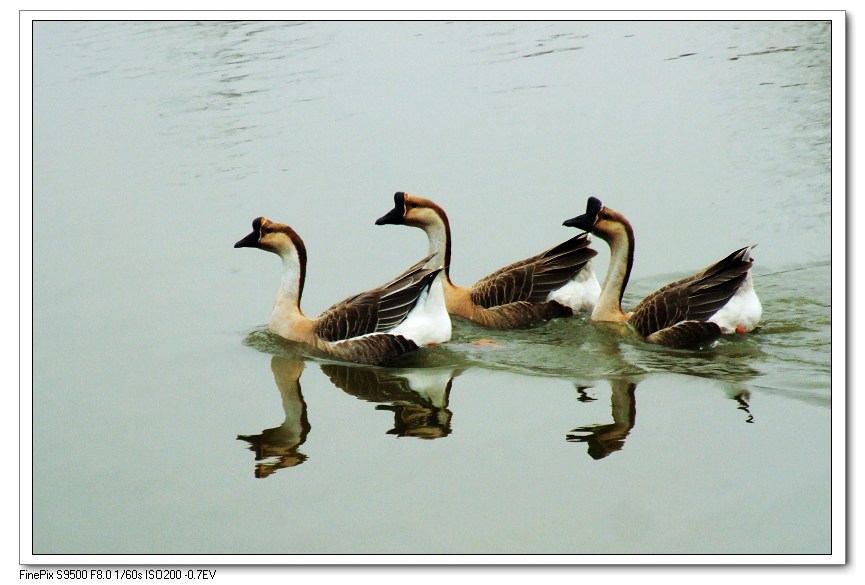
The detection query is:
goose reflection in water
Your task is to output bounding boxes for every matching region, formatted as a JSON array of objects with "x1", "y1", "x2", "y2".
[
  {"x1": 237, "y1": 357, "x2": 311, "y2": 478},
  {"x1": 567, "y1": 378, "x2": 639, "y2": 460},
  {"x1": 567, "y1": 377, "x2": 756, "y2": 460},
  {"x1": 729, "y1": 387, "x2": 754, "y2": 424},
  {"x1": 320, "y1": 363, "x2": 461, "y2": 439}
]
